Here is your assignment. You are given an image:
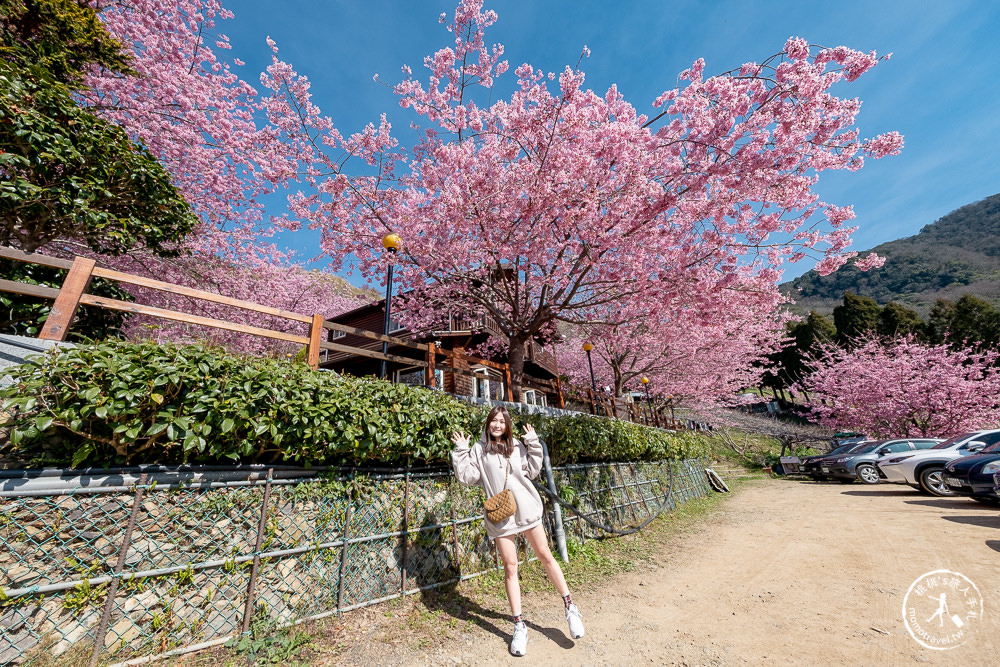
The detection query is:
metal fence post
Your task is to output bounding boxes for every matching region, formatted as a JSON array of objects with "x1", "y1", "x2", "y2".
[
  {"x1": 539, "y1": 439, "x2": 568, "y2": 562},
  {"x1": 241, "y1": 468, "x2": 273, "y2": 635},
  {"x1": 401, "y1": 468, "x2": 409, "y2": 594},
  {"x1": 630, "y1": 462, "x2": 653, "y2": 516},
  {"x1": 89, "y1": 473, "x2": 147, "y2": 667},
  {"x1": 617, "y1": 463, "x2": 640, "y2": 523},
  {"x1": 336, "y1": 485, "x2": 355, "y2": 612},
  {"x1": 449, "y1": 480, "x2": 460, "y2": 573}
]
